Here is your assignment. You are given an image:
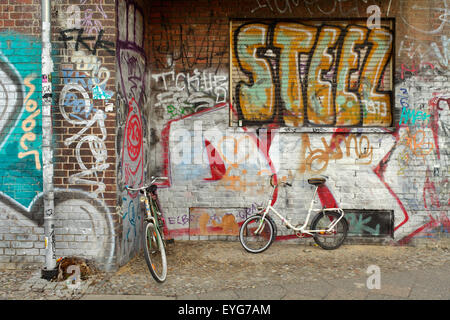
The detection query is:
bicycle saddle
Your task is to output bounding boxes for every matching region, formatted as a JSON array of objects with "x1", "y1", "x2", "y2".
[{"x1": 308, "y1": 177, "x2": 326, "y2": 186}]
